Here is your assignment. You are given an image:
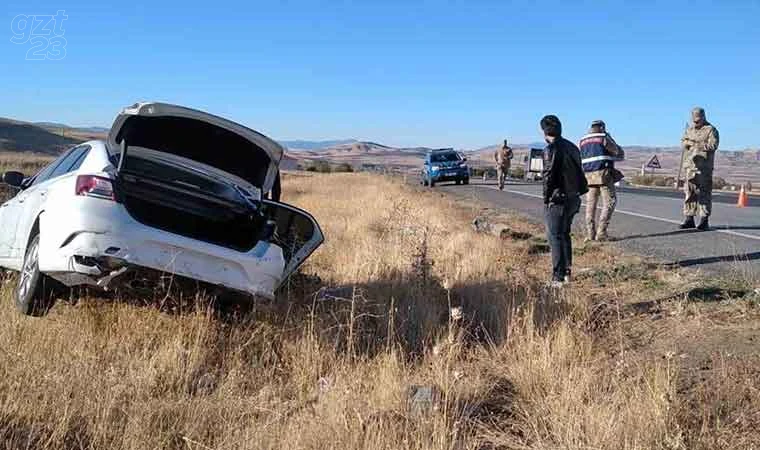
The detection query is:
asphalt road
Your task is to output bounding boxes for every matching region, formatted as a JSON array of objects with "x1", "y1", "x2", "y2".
[{"x1": 433, "y1": 179, "x2": 760, "y2": 278}]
